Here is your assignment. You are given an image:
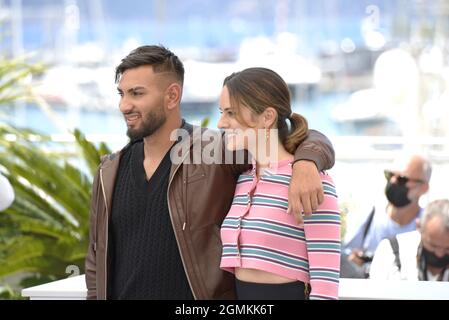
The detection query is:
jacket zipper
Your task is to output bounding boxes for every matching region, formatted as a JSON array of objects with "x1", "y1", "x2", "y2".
[
  {"x1": 182, "y1": 164, "x2": 189, "y2": 230},
  {"x1": 99, "y1": 168, "x2": 109, "y2": 299},
  {"x1": 167, "y1": 161, "x2": 198, "y2": 299}
]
